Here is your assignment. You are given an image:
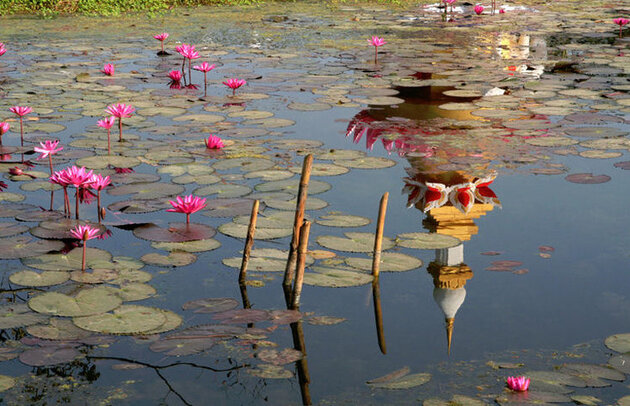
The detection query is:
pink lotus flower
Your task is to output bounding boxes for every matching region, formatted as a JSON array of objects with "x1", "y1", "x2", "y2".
[
  {"x1": 474, "y1": 4, "x2": 484, "y2": 14},
  {"x1": 506, "y1": 376, "x2": 530, "y2": 392},
  {"x1": 154, "y1": 32, "x2": 169, "y2": 53},
  {"x1": 34, "y1": 140, "x2": 63, "y2": 159},
  {"x1": 58, "y1": 166, "x2": 94, "y2": 219},
  {"x1": 9, "y1": 167, "x2": 24, "y2": 176},
  {"x1": 167, "y1": 194, "x2": 207, "y2": 223},
  {"x1": 10, "y1": 105, "x2": 32, "y2": 147},
  {"x1": 614, "y1": 18, "x2": 630, "y2": 37},
  {"x1": 0, "y1": 181, "x2": 7, "y2": 191},
  {"x1": 97, "y1": 116, "x2": 116, "y2": 154},
  {"x1": 89, "y1": 173, "x2": 110, "y2": 222},
  {"x1": 105, "y1": 103, "x2": 135, "y2": 142},
  {"x1": 70, "y1": 224, "x2": 100, "y2": 272},
  {"x1": 176, "y1": 44, "x2": 200, "y2": 60},
  {"x1": 205, "y1": 134, "x2": 224, "y2": 149},
  {"x1": 193, "y1": 62, "x2": 215, "y2": 73},
  {"x1": 223, "y1": 78, "x2": 246, "y2": 95},
  {"x1": 168, "y1": 70, "x2": 182, "y2": 81},
  {"x1": 34, "y1": 140, "x2": 63, "y2": 175},
  {"x1": 101, "y1": 63, "x2": 115, "y2": 76},
  {"x1": 499, "y1": 8, "x2": 505, "y2": 13},
  {"x1": 368, "y1": 36, "x2": 386, "y2": 62},
  {"x1": 0, "y1": 122, "x2": 9, "y2": 145},
  {"x1": 0, "y1": 43, "x2": 6, "y2": 57}
]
